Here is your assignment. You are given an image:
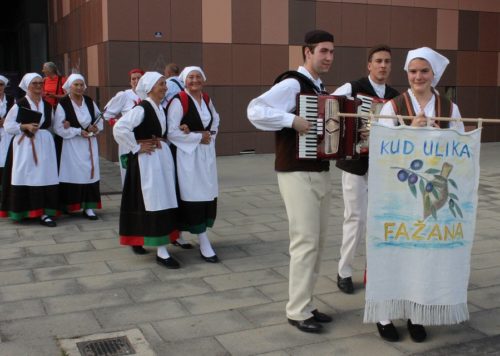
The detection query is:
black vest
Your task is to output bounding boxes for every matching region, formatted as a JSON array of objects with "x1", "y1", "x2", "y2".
[
  {"x1": 174, "y1": 93, "x2": 213, "y2": 132},
  {"x1": 133, "y1": 100, "x2": 163, "y2": 140},
  {"x1": 1, "y1": 95, "x2": 15, "y2": 118},
  {"x1": 58, "y1": 95, "x2": 96, "y2": 129},
  {"x1": 16, "y1": 97, "x2": 52, "y2": 129},
  {"x1": 335, "y1": 77, "x2": 399, "y2": 176},
  {"x1": 273, "y1": 71, "x2": 329, "y2": 173}
]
